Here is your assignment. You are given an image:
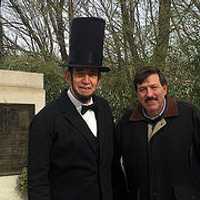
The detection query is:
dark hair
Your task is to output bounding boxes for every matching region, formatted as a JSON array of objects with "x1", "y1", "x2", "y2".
[{"x1": 133, "y1": 67, "x2": 167, "y2": 90}]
